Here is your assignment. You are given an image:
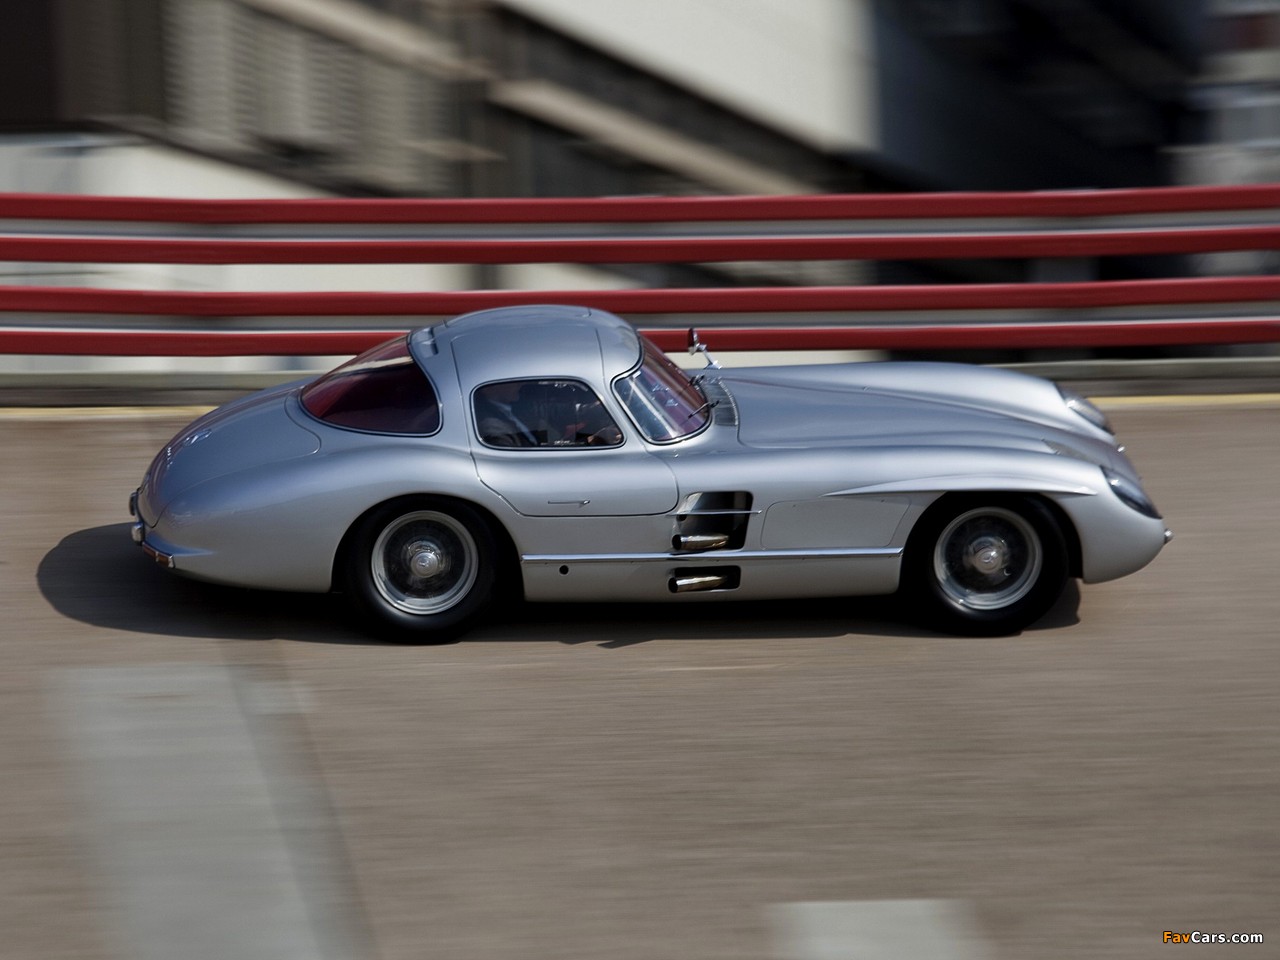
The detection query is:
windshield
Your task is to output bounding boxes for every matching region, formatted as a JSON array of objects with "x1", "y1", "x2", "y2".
[{"x1": 613, "y1": 337, "x2": 710, "y2": 442}]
